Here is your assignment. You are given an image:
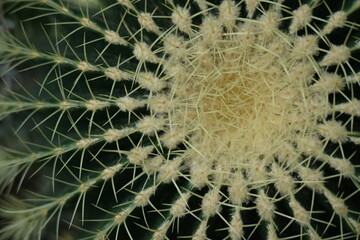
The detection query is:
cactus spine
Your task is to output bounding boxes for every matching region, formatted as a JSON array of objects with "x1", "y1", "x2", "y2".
[{"x1": 0, "y1": 0, "x2": 360, "y2": 239}]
